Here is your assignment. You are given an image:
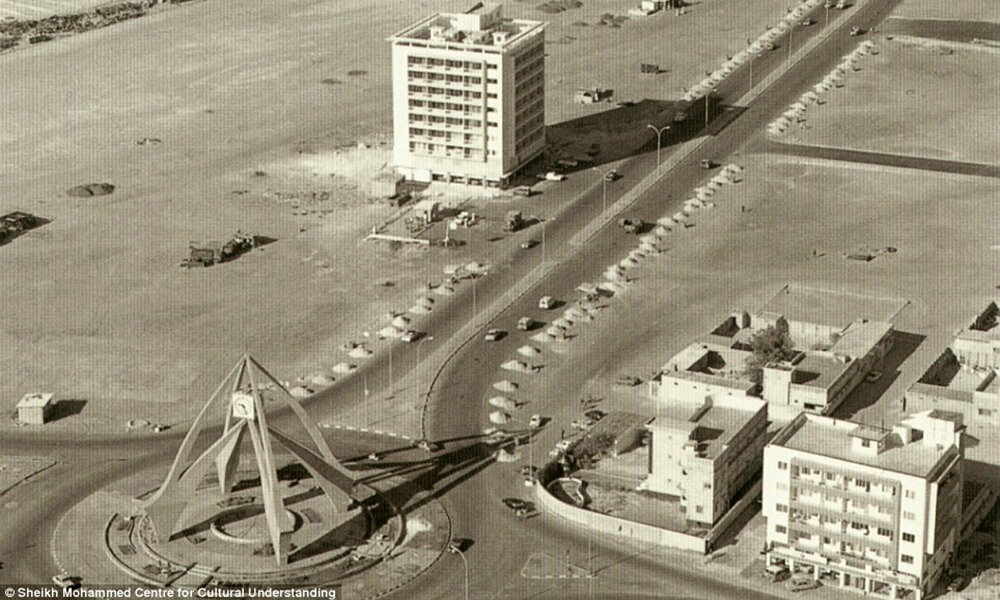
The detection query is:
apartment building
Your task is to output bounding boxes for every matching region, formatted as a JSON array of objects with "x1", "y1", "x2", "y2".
[
  {"x1": 645, "y1": 394, "x2": 768, "y2": 526},
  {"x1": 763, "y1": 411, "x2": 964, "y2": 599},
  {"x1": 388, "y1": 3, "x2": 546, "y2": 188}
]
